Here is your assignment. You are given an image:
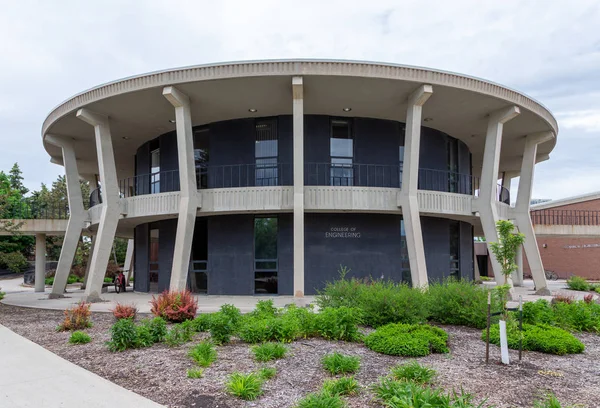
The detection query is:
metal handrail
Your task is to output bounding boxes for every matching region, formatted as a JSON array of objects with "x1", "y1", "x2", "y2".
[
  {"x1": 305, "y1": 162, "x2": 402, "y2": 188},
  {"x1": 531, "y1": 209, "x2": 600, "y2": 226},
  {"x1": 418, "y1": 168, "x2": 479, "y2": 195},
  {"x1": 2, "y1": 199, "x2": 69, "y2": 220}
]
